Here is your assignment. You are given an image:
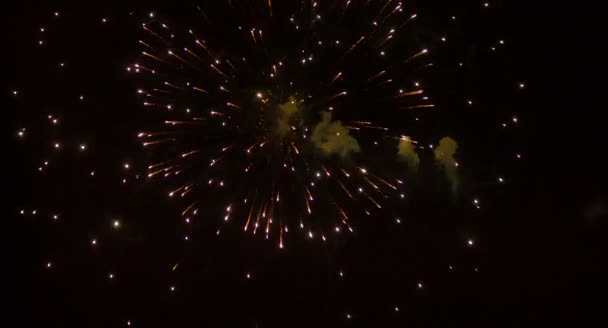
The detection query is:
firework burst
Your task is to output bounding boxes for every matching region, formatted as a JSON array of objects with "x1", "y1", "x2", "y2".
[{"x1": 128, "y1": 0, "x2": 479, "y2": 247}]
